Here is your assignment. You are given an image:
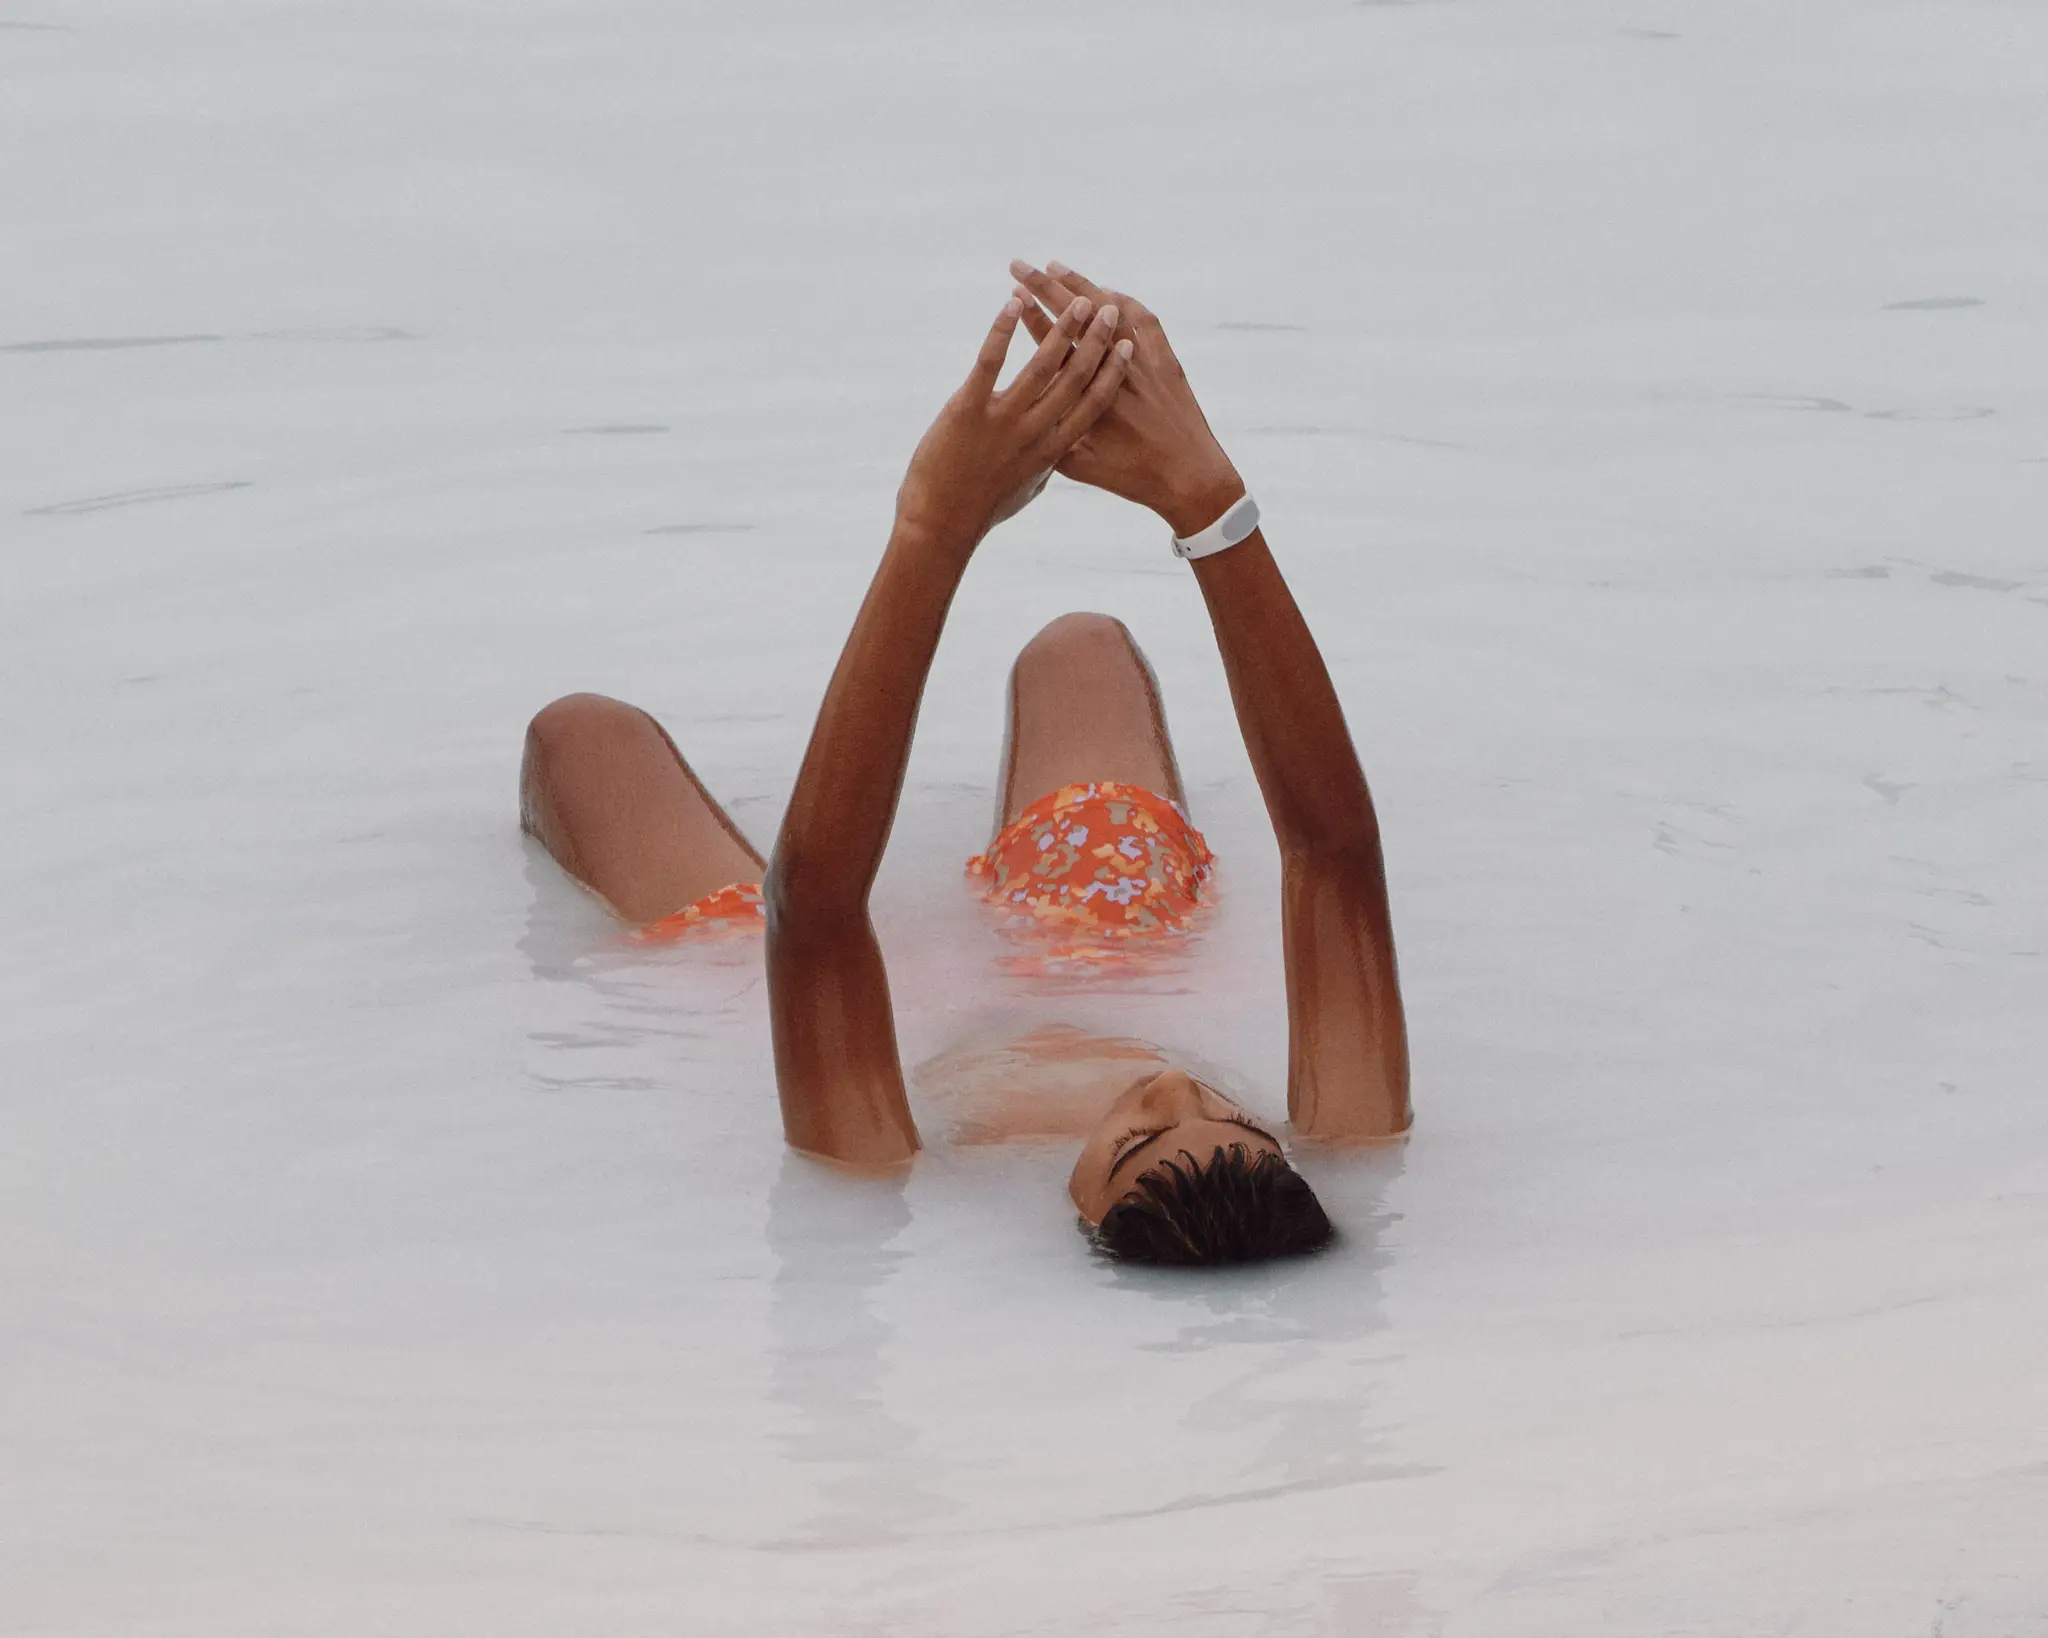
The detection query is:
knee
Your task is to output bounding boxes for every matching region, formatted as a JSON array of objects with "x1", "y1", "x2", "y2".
[
  {"x1": 1015, "y1": 611, "x2": 1135, "y2": 674},
  {"x1": 525, "y1": 692, "x2": 641, "y2": 755},
  {"x1": 521, "y1": 693, "x2": 660, "y2": 842},
  {"x1": 521, "y1": 693, "x2": 660, "y2": 813}
]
